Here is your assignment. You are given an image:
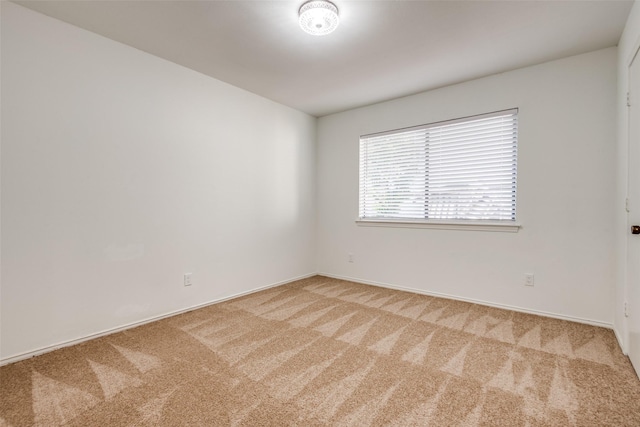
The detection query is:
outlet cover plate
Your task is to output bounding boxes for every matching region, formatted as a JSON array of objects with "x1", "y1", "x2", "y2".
[{"x1": 524, "y1": 273, "x2": 534, "y2": 287}]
